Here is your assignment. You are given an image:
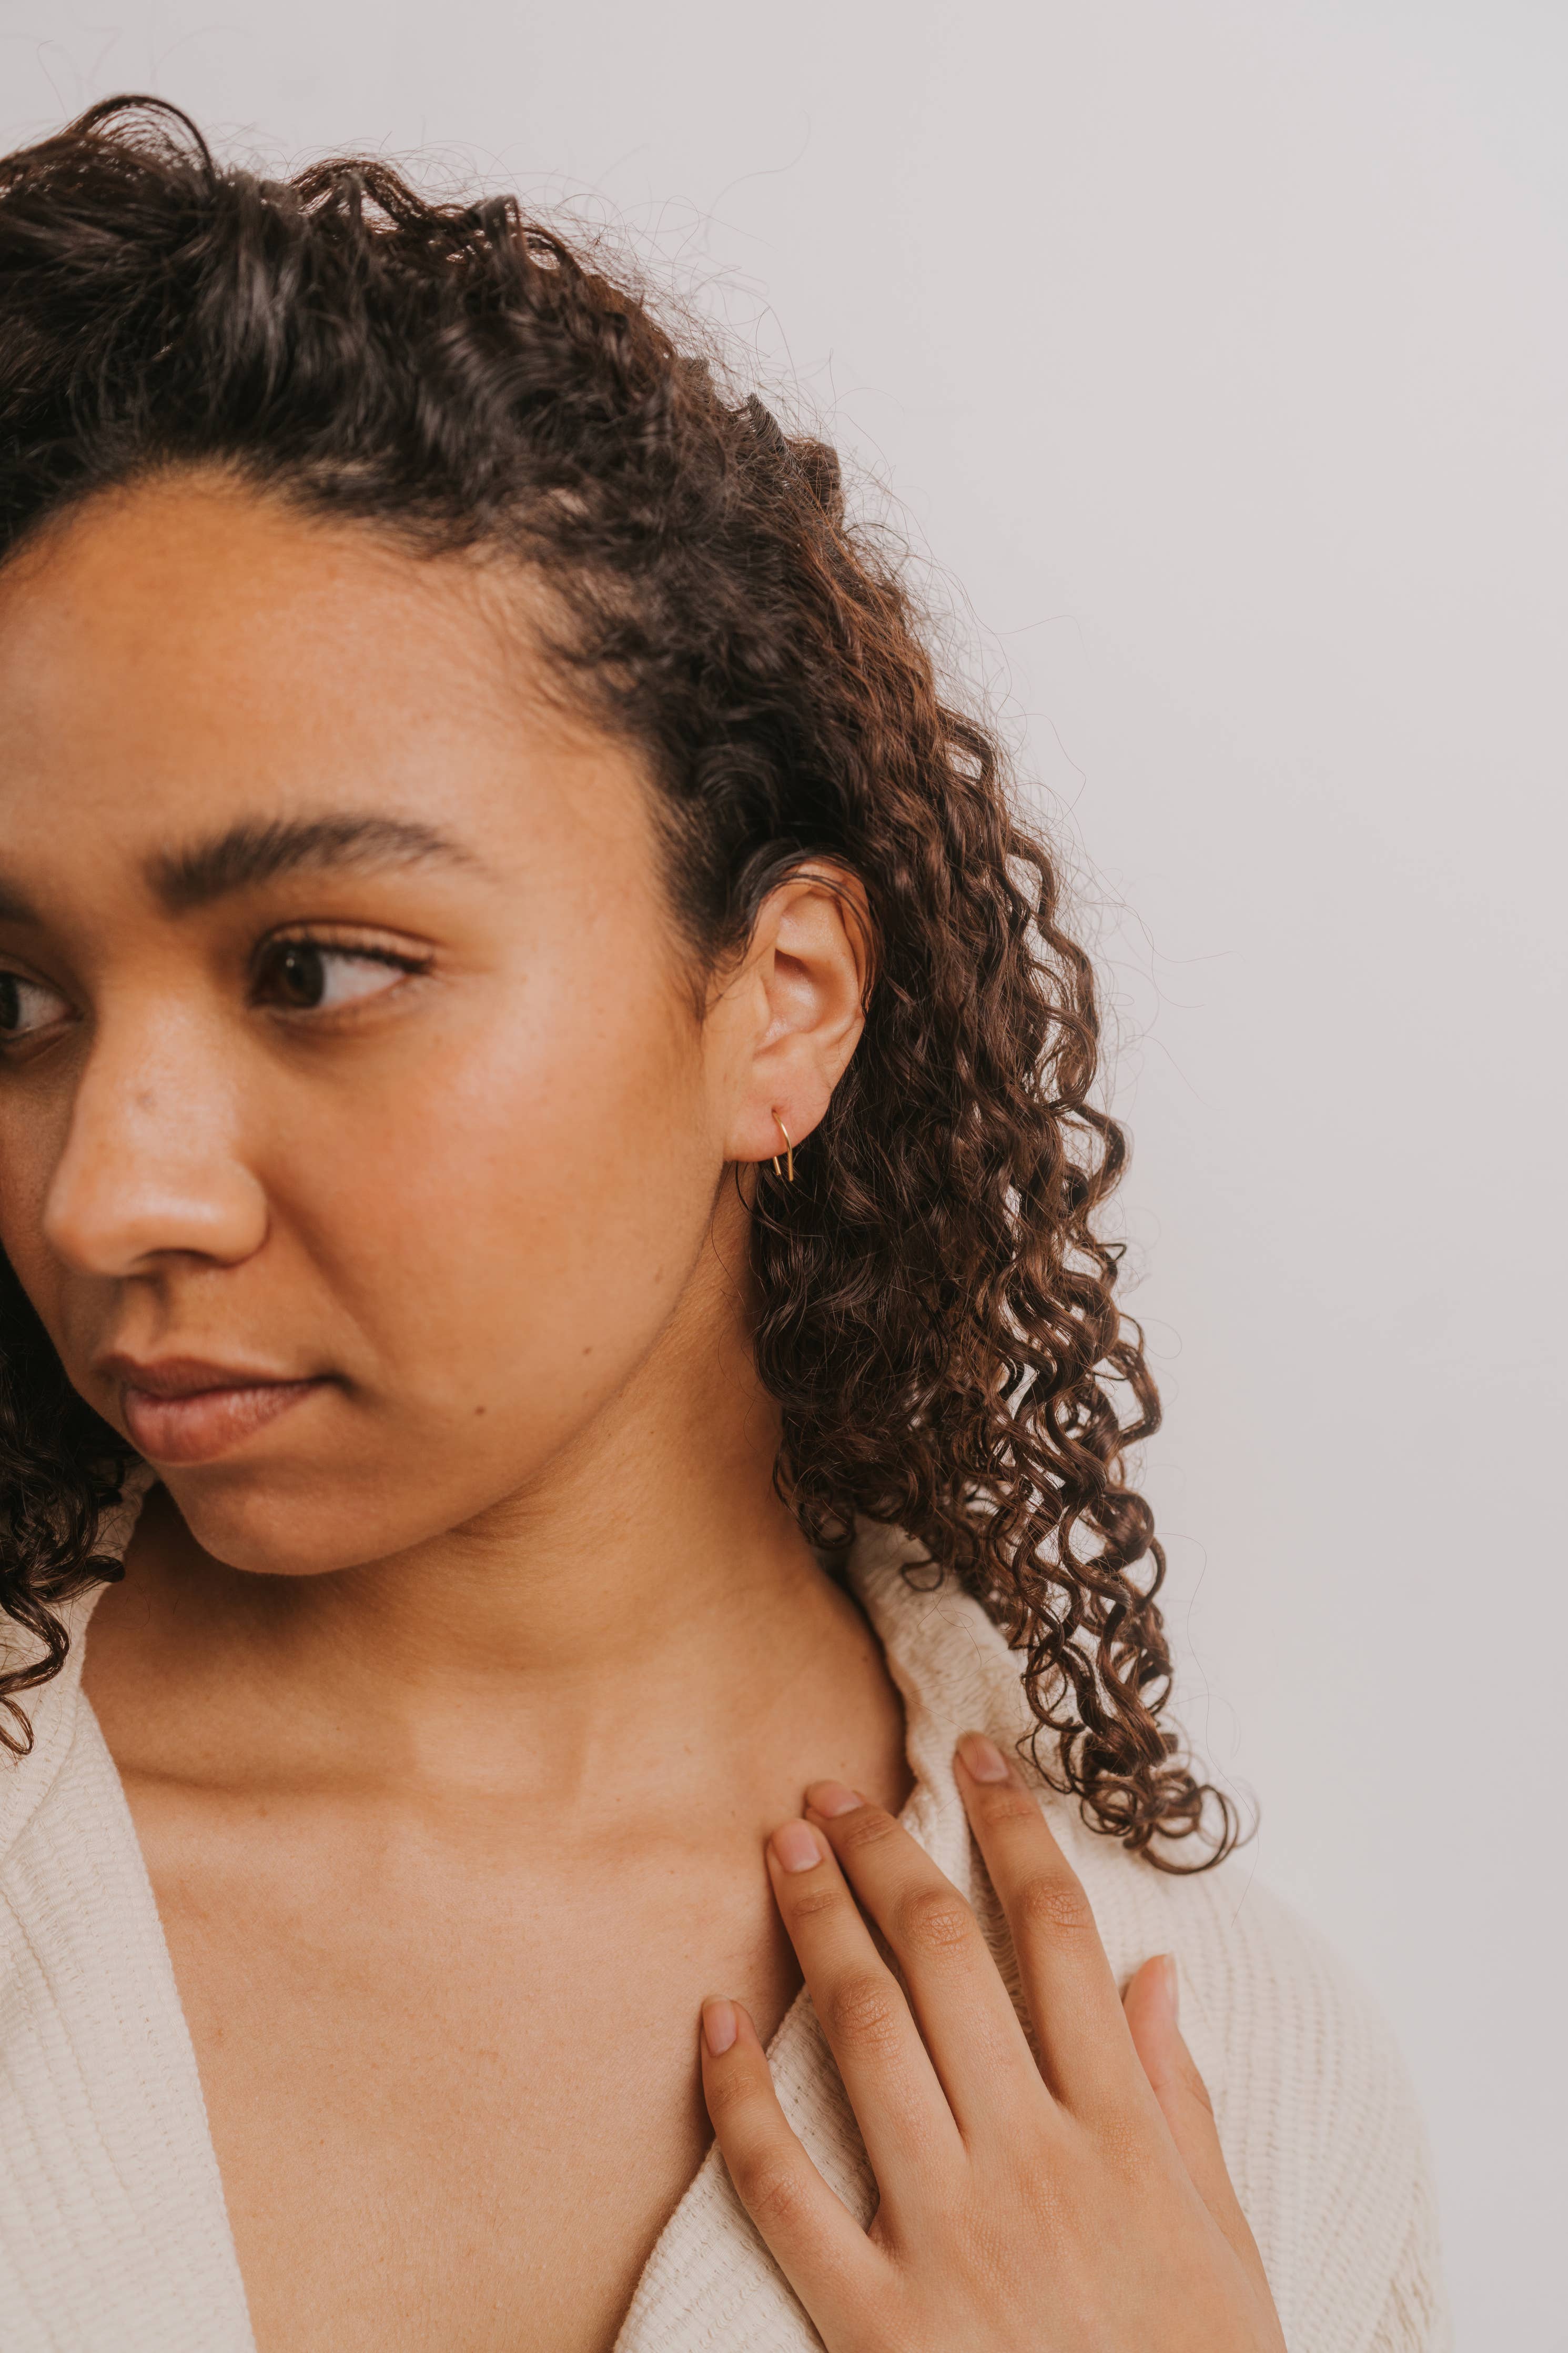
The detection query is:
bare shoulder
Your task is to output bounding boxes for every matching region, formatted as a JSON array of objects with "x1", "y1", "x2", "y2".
[{"x1": 1045, "y1": 1801, "x2": 1452, "y2": 2353}]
